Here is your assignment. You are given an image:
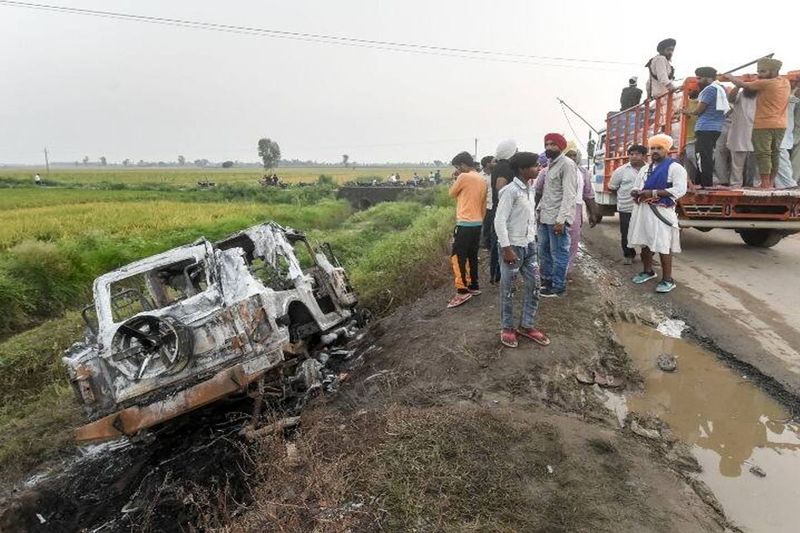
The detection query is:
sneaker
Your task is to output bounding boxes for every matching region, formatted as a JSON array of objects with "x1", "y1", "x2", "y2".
[
  {"x1": 622, "y1": 256, "x2": 633, "y2": 265},
  {"x1": 500, "y1": 329, "x2": 518, "y2": 348},
  {"x1": 632, "y1": 271, "x2": 657, "y2": 284},
  {"x1": 517, "y1": 327, "x2": 551, "y2": 346},
  {"x1": 447, "y1": 292, "x2": 472, "y2": 308},
  {"x1": 655, "y1": 279, "x2": 677, "y2": 293},
  {"x1": 468, "y1": 288, "x2": 482, "y2": 295},
  {"x1": 540, "y1": 287, "x2": 564, "y2": 298},
  {"x1": 541, "y1": 278, "x2": 552, "y2": 290}
]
